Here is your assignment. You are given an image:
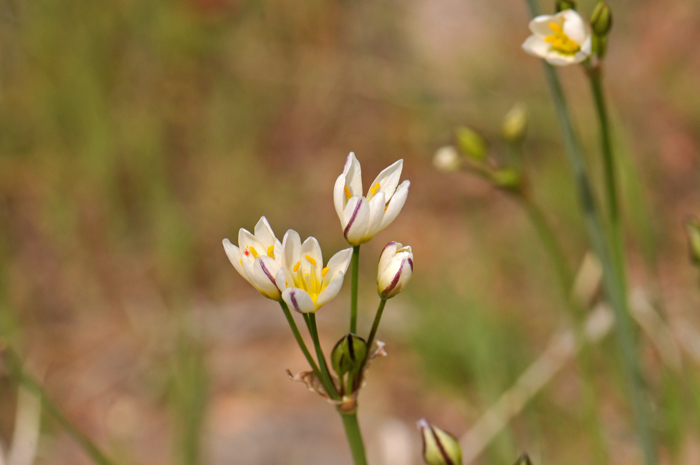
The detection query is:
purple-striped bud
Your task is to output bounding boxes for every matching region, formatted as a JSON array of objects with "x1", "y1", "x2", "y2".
[
  {"x1": 417, "y1": 419, "x2": 463, "y2": 465},
  {"x1": 377, "y1": 242, "x2": 413, "y2": 299}
]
